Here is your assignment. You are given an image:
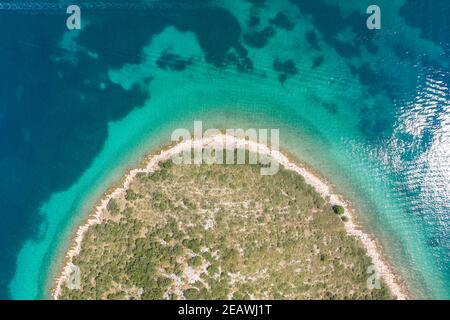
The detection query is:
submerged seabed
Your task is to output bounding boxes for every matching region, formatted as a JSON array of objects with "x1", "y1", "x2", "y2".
[{"x1": 0, "y1": 0, "x2": 449, "y2": 299}]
